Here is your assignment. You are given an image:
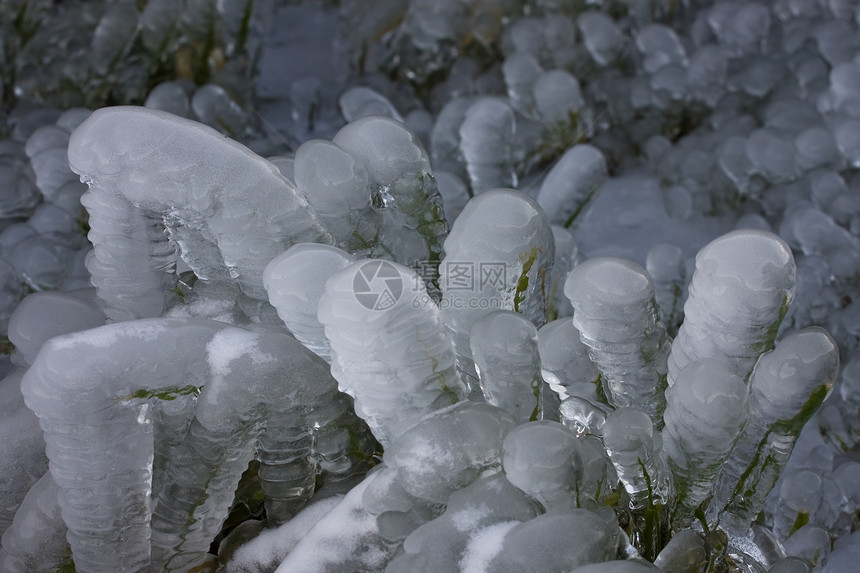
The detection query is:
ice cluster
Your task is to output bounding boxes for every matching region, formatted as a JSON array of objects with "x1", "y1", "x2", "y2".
[{"x1": 3, "y1": 0, "x2": 860, "y2": 572}]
